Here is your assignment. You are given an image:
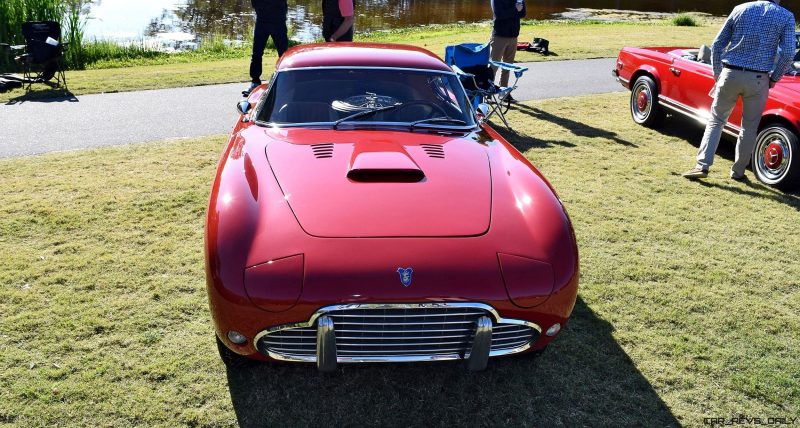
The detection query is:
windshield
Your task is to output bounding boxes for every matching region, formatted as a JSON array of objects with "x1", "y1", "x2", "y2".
[{"x1": 256, "y1": 68, "x2": 476, "y2": 128}]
